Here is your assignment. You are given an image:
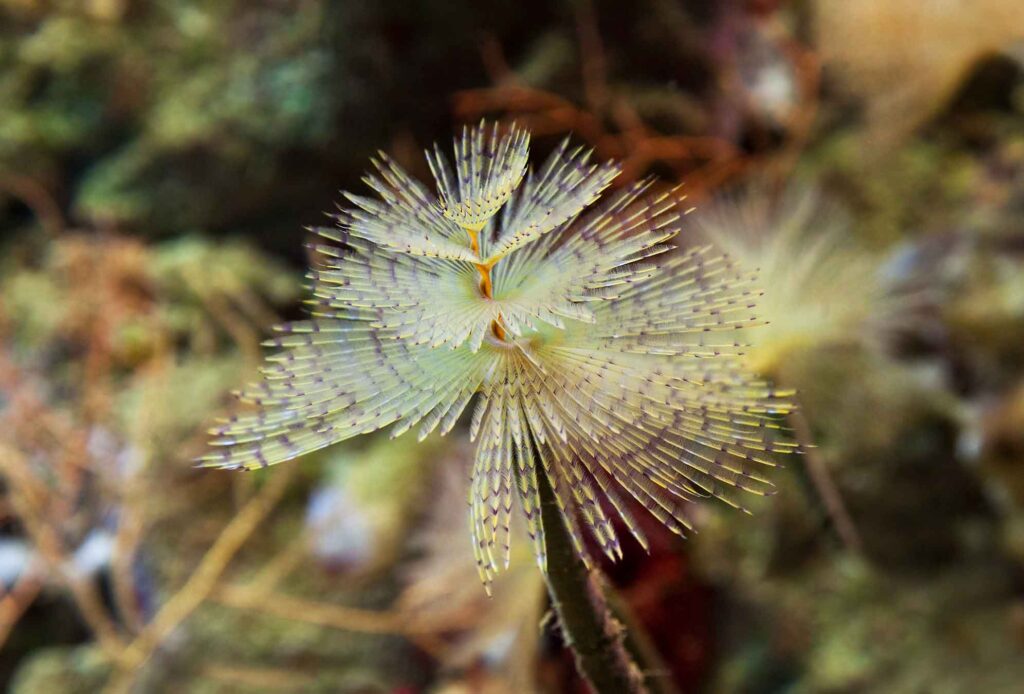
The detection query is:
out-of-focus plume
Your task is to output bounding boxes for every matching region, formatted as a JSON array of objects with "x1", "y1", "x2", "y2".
[
  {"x1": 693, "y1": 183, "x2": 900, "y2": 375},
  {"x1": 817, "y1": 0, "x2": 1024, "y2": 147}
]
